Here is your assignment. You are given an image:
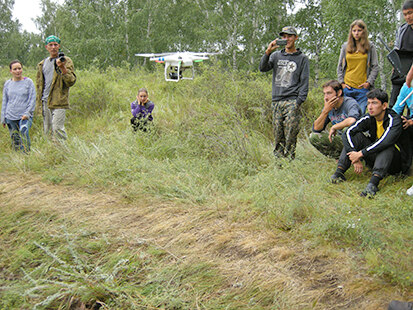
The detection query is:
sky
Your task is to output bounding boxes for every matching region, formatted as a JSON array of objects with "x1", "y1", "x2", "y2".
[
  {"x1": 12, "y1": 0, "x2": 63, "y2": 34},
  {"x1": 12, "y1": 0, "x2": 43, "y2": 33}
]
